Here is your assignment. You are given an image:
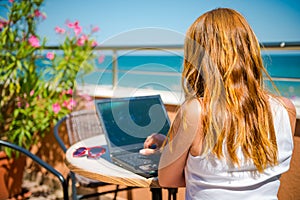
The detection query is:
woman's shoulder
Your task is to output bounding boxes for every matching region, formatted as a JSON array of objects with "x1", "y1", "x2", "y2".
[
  {"x1": 182, "y1": 97, "x2": 203, "y2": 115},
  {"x1": 270, "y1": 95, "x2": 296, "y2": 135},
  {"x1": 278, "y1": 96, "x2": 296, "y2": 111},
  {"x1": 270, "y1": 95, "x2": 296, "y2": 114}
]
